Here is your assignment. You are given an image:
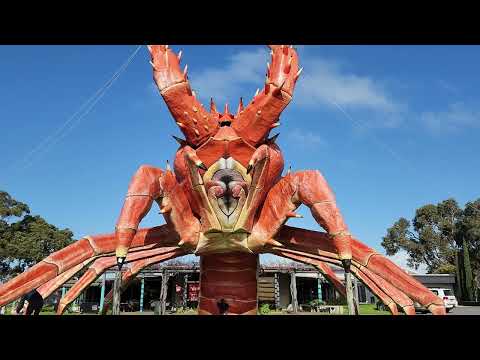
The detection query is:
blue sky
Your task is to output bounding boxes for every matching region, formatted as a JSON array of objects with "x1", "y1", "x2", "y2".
[{"x1": 1, "y1": 45, "x2": 479, "y2": 272}]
